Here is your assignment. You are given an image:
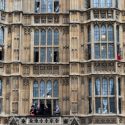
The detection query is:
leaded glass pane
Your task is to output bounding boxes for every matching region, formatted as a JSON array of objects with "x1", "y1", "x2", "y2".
[
  {"x1": 40, "y1": 48, "x2": 46, "y2": 62},
  {"x1": 47, "y1": 29, "x2": 52, "y2": 45},
  {"x1": 0, "y1": 27, "x2": 4, "y2": 44},
  {"x1": 101, "y1": 44, "x2": 107, "y2": 59},
  {"x1": 40, "y1": 80, "x2": 45, "y2": 97},
  {"x1": 108, "y1": 25, "x2": 114, "y2": 41},
  {"x1": 41, "y1": 30, "x2": 46, "y2": 45},
  {"x1": 109, "y1": 78, "x2": 114, "y2": 95},
  {"x1": 46, "y1": 80, "x2": 52, "y2": 96},
  {"x1": 93, "y1": 0, "x2": 99, "y2": 7},
  {"x1": 0, "y1": 0, "x2": 4, "y2": 10},
  {"x1": 94, "y1": 25, "x2": 100, "y2": 41},
  {"x1": 102, "y1": 79, "x2": 108, "y2": 95},
  {"x1": 95, "y1": 44, "x2": 100, "y2": 59},
  {"x1": 95, "y1": 79, "x2": 101, "y2": 95},
  {"x1": 100, "y1": 0, "x2": 105, "y2": 8},
  {"x1": 33, "y1": 81, "x2": 39, "y2": 97},
  {"x1": 110, "y1": 98, "x2": 115, "y2": 113},
  {"x1": 48, "y1": 0, "x2": 53, "y2": 12},
  {"x1": 102, "y1": 98, "x2": 108, "y2": 113},
  {"x1": 54, "y1": 30, "x2": 59, "y2": 45},
  {"x1": 47, "y1": 48, "x2": 52, "y2": 62},
  {"x1": 96, "y1": 98, "x2": 101, "y2": 113},
  {"x1": 101, "y1": 25, "x2": 107, "y2": 41},
  {"x1": 107, "y1": 0, "x2": 112, "y2": 8},
  {"x1": 53, "y1": 80, "x2": 58, "y2": 97},
  {"x1": 108, "y1": 44, "x2": 114, "y2": 59},
  {"x1": 34, "y1": 30, "x2": 39, "y2": 45},
  {"x1": 41, "y1": 0, "x2": 47, "y2": 13}
]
